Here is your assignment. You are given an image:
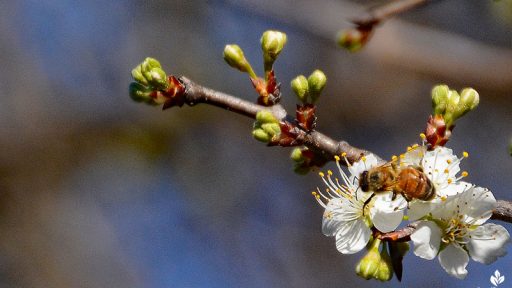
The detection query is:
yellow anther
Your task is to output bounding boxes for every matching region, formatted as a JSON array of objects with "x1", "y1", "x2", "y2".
[
  {"x1": 461, "y1": 171, "x2": 469, "y2": 177},
  {"x1": 319, "y1": 172, "x2": 325, "y2": 177},
  {"x1": 334, "y1": 155, "x2": 340, "y2": 161},
  {"x1": 419, "y1": 133, "x2": 426, "y2": 140},
  {"x1": 447, "y1": 178, "x2": 453, "y2": 184},
  {"x1": 341, "y1": 152, "x2": 347, "y2": 157},
  {"x1": 412, "y1": 144, "x2": 419, "y2": 149},
  {"x1": 446, "y1": 159, "x2": 452, "y2": 164},
  {"x1": 391, "y1": 155, "x2": 398, "y2": 162},
  {"x1": 361, "y1": 156, "x2": 367, "y2": 162},
  {"x1": 441, "y1": 196, "x2": 447, "y2": 201},
  {"x1": 399, "y1": 154, "x2": 405, "y2": 159},
  {"x1": 444, "y1": 169, "x2": 449, "y2": 174},
  {"x1": 407, "y1": 146, "x2": 412, "y2": 151},
  {"x1": 463, "y1": 151, "x2": 469, "y2": 158},
  {"x1": 327, "y1": 170, "x2": 333, "y2": 176}
]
